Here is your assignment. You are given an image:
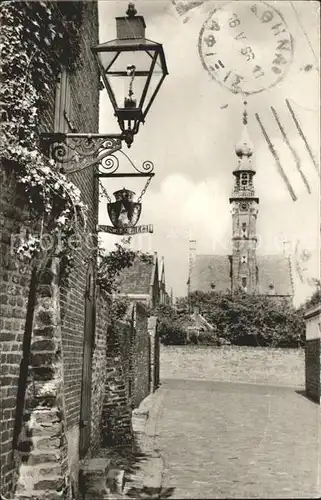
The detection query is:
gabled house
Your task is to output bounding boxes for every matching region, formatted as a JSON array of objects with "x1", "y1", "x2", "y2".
[
  {"x1": 159, "y1": 256, "x2": 171, "y2": 305},
  {"x1": 115, "y1": 252, "x2": 160, "y2": 308}
]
